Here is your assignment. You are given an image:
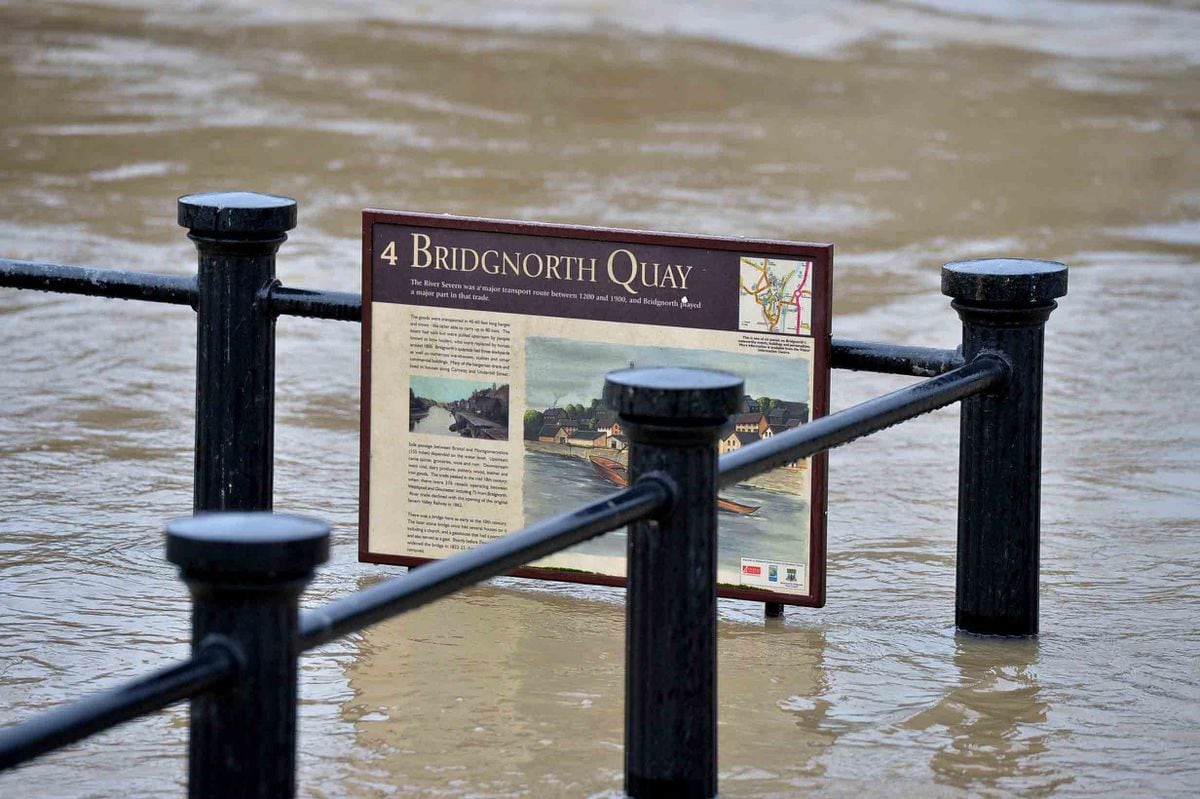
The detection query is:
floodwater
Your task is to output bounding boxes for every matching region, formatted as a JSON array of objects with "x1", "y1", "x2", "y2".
[{"x1": 1, "y1": 1, "x2": 1198, "y2": 796}]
